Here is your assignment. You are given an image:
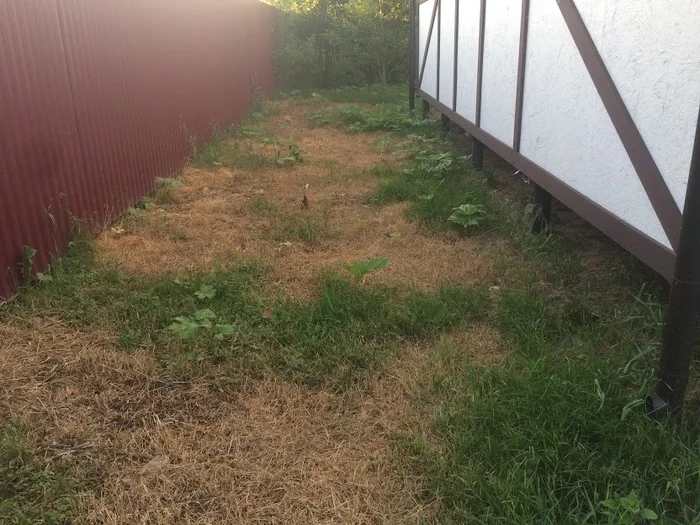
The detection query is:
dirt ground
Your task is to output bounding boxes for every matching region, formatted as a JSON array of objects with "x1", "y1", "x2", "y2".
[{"x1": 97, "y1": 101, "x2": 500, "y2": 298}]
